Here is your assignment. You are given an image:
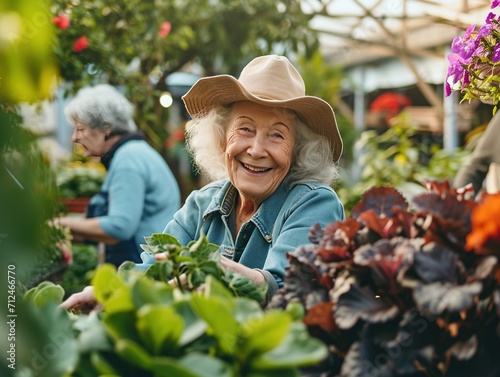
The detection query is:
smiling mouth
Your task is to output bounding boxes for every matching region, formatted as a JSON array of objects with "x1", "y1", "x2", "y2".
[{"x1": 242, "y1": 163, "x2": 271, "y2": 173}]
